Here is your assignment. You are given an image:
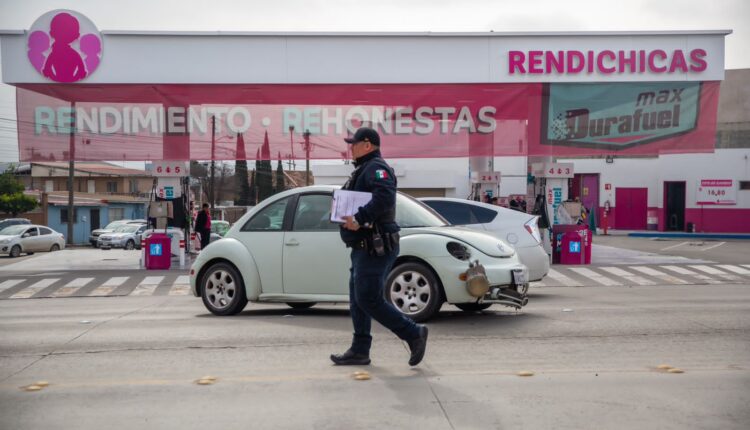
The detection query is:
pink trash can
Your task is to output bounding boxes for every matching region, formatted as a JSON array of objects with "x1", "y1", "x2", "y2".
[{"x1": 145, "y1": 233, "x2": 171, "y2": 270}]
